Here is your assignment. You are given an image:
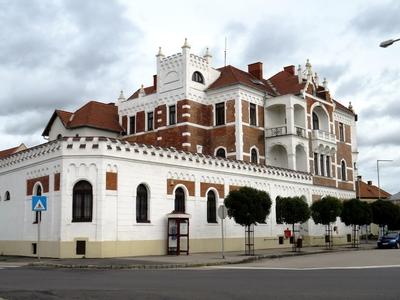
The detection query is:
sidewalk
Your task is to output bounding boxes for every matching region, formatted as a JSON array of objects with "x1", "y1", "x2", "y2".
[{"x1": 1, "y1": 243, "x2": 377, "y2": 270}]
